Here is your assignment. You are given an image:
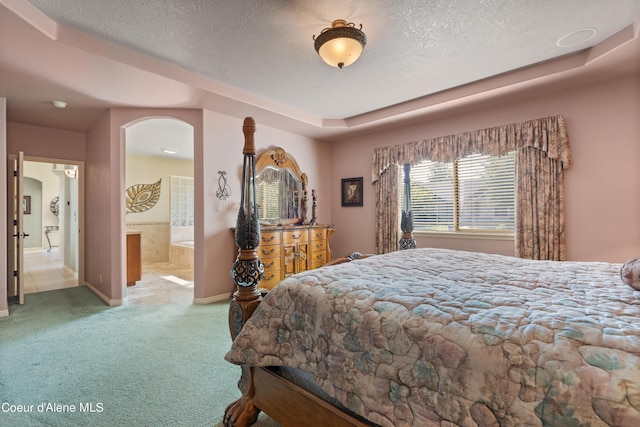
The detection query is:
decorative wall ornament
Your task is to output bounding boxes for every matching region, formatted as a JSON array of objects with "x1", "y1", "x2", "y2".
[
  {"x1": 126, "y1": 179, "x2": 162, "y2": 214},
  {"x1": 216, "y1": 170, "x2": 231, "y2": 200},
  {"x1": 50, "y1": 196, "x2": 59, "y2": 217}
]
